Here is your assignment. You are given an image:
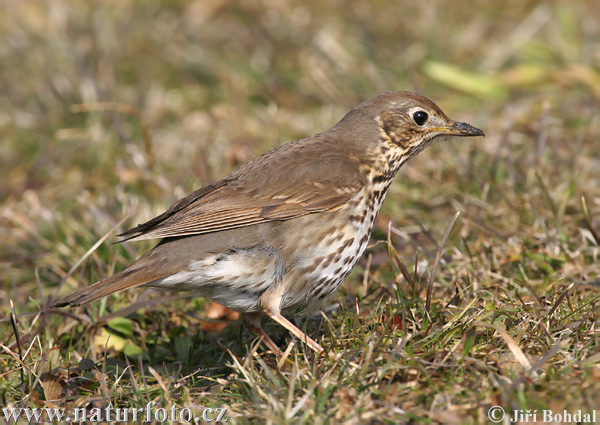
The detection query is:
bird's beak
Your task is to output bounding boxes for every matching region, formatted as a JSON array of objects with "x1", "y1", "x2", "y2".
[{"x1": 443, "y1": 121, "x2": 485, "y2": 137}]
